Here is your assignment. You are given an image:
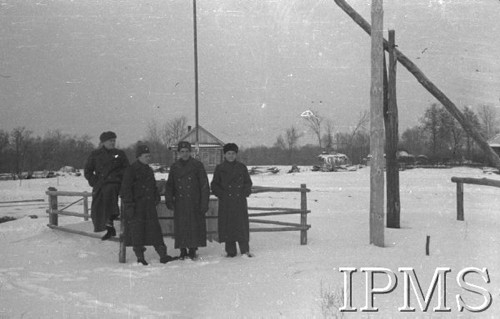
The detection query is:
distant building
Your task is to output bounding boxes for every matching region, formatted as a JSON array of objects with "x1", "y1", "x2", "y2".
[
  {"x1": 173, "y1": 125, "x2": 224, "y2": 172},
  {"x1": 487, "y1": 133, "x2": 500, "y2": 157}
]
